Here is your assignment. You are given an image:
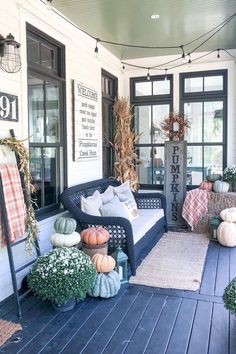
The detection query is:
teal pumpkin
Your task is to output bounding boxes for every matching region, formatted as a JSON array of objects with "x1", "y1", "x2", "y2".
[
  {"x1": 213, "y1": 180, "x2": 229, "y2": 193},
  {"x1": 88, "y1": 271, "x2": 120, "y2": 298},
  {"x1": 54, "y1": 217, "x2": 77, "y2": 234}
]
